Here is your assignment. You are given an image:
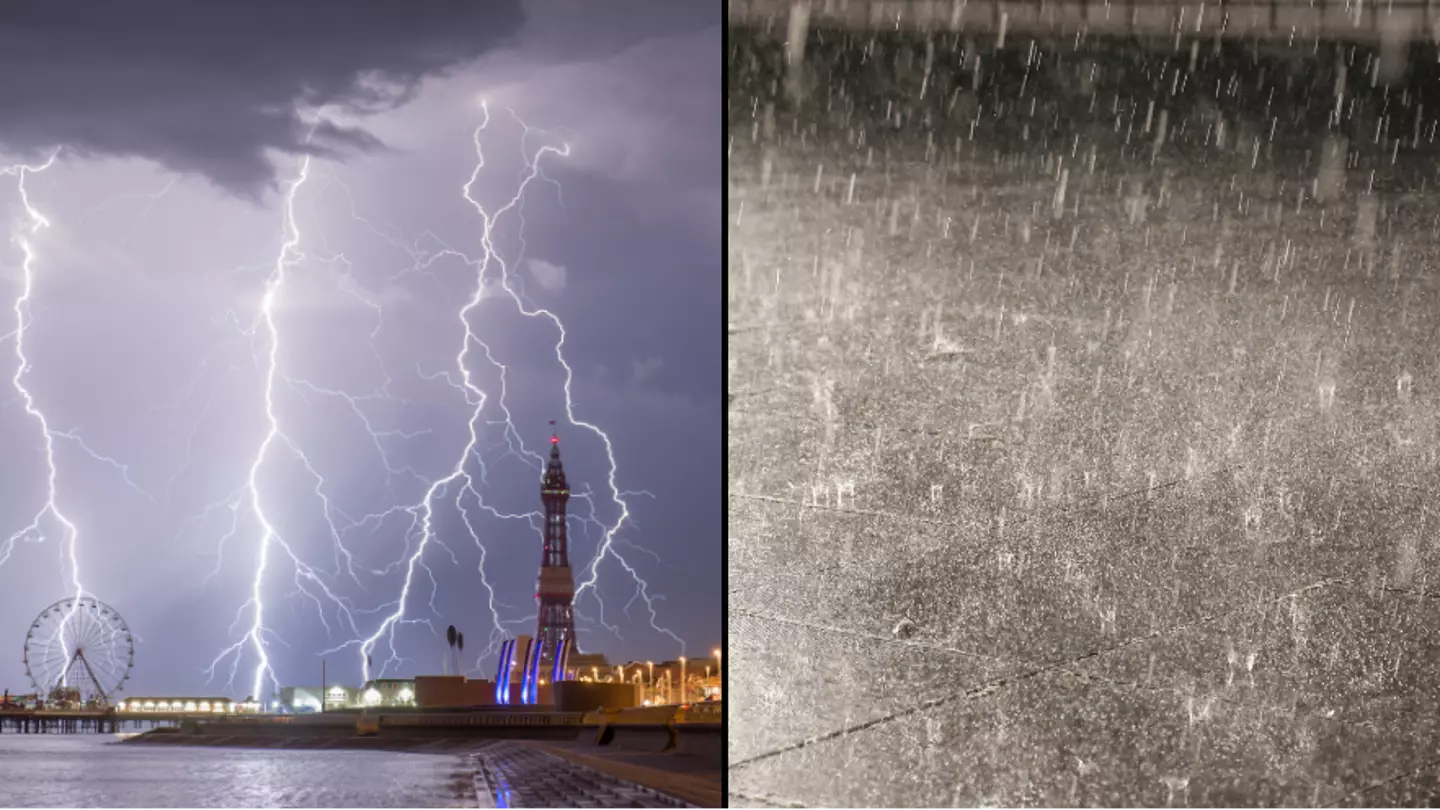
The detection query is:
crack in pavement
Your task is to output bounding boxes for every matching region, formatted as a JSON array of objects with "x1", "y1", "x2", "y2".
[
  {"x1": 728, "y1": 574, "x2": 1348, "y2": 772},
  {"x1": 733, "y1": 605, "x2": 1277, "y2": 707},
  {"x1": 733, "y1": 465, "x2": 1439, "y2": 781},
  {"x1": 1335, "y1": 752, "x2": 1440, "y2": 807},
  {"x1": 728, "y1": 788, "x2": 809, "y2": 808},
  {"x1": 733, "y1": 607, "x2": 1016, "y2": 664}
]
